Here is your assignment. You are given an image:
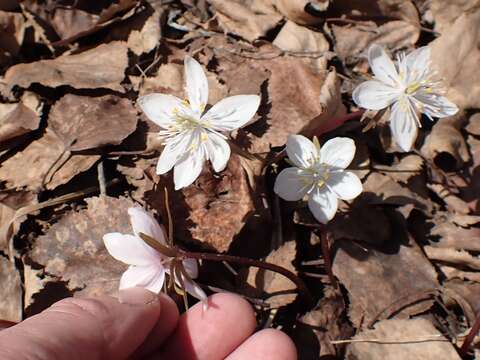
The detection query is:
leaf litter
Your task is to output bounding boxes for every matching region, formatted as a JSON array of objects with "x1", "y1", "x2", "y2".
[{"x1": 0, "y1": 0, "x2": 479, "y2": 359}]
